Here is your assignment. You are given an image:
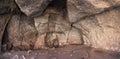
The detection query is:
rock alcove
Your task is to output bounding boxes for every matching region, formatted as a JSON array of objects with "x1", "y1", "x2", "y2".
[{"x1": 0, "y1": 0, "x2": 120, "y2": 54}]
